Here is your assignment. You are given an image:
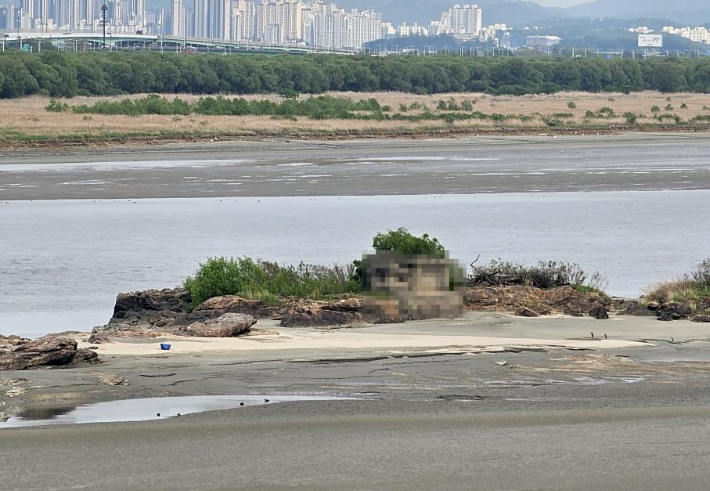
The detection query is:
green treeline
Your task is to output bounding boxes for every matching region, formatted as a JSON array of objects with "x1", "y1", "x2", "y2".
[
  {"x1": 2, "y1": 51, "x2": 710, "y2": 99},
  {"x1": 54, "y1": 94, "x2": 535, "y2": 124}
]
